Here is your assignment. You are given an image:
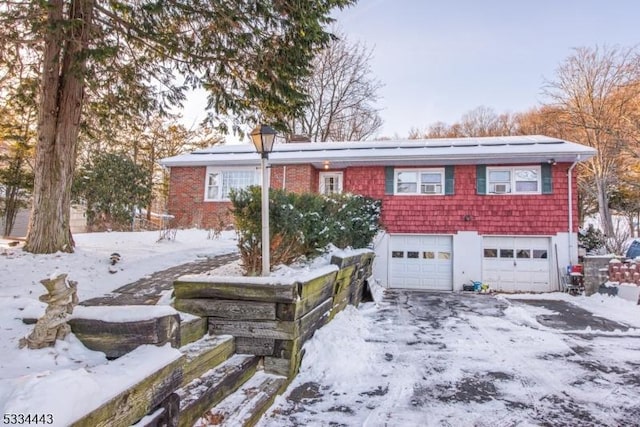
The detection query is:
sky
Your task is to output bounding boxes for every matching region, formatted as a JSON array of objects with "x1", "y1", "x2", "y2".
[
  {"x1": 330, "y1": 0, "x2": 640, "y2": 138},
  {"x1": 181, "y1": 1, "x2": 640, "y2": 141}
]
